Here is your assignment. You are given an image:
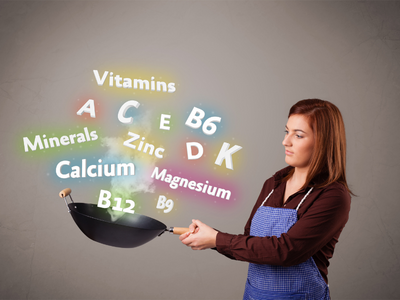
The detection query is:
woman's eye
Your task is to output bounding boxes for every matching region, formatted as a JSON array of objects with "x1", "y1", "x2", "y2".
[
  {"x1": 284, "y1": 130, "x2": 289, "y2": 135},
  {"x1": 296, "y1": 134, "x2": 303, "y2": 138}
]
